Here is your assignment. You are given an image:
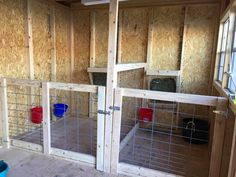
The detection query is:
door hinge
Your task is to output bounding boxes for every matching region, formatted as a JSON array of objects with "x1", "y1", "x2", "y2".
[{"x1": 109, "y1": 106, "x2": 121, "y2": 111}]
